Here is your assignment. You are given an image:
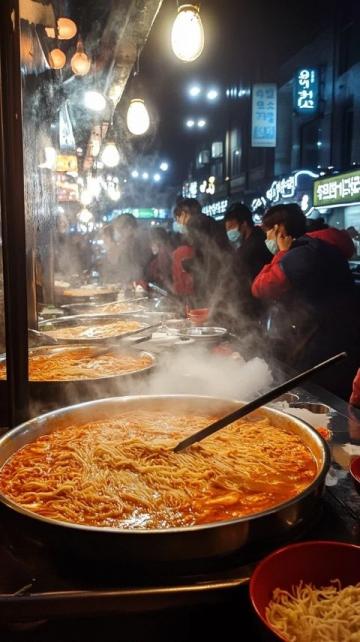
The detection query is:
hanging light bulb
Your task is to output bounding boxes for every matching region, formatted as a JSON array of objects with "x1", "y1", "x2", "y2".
[
  {"x1": 77, "y1": 208, "x2": 94, "y2": 233},
  {"x1": 101, "y1": 142, "x2": 120, "y2": 168},
  {"x1": 80, "y1": 189, "x2": 93, "y2": 206},
  {"x1": 171, "y1": 4, "x2": 204, "y2": 62},
  {"x1": 71, "y1": 51, "x2": 91, "y2": 76},
  {"x1": 46, "y1": 18, "x2": 77, "y2": 40},
  {"x1": 84, "y1": 91, "x2": 106, "y2": 112},
  {"x1": 48, "y1": 48, "x2": 66, "y2": 69},
  {"x1": 71, "y1": 39, "x2": 91, "y2": 76},
  {"x1": 126, "y1": 99, "x2": 150, "y2": 136}
]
